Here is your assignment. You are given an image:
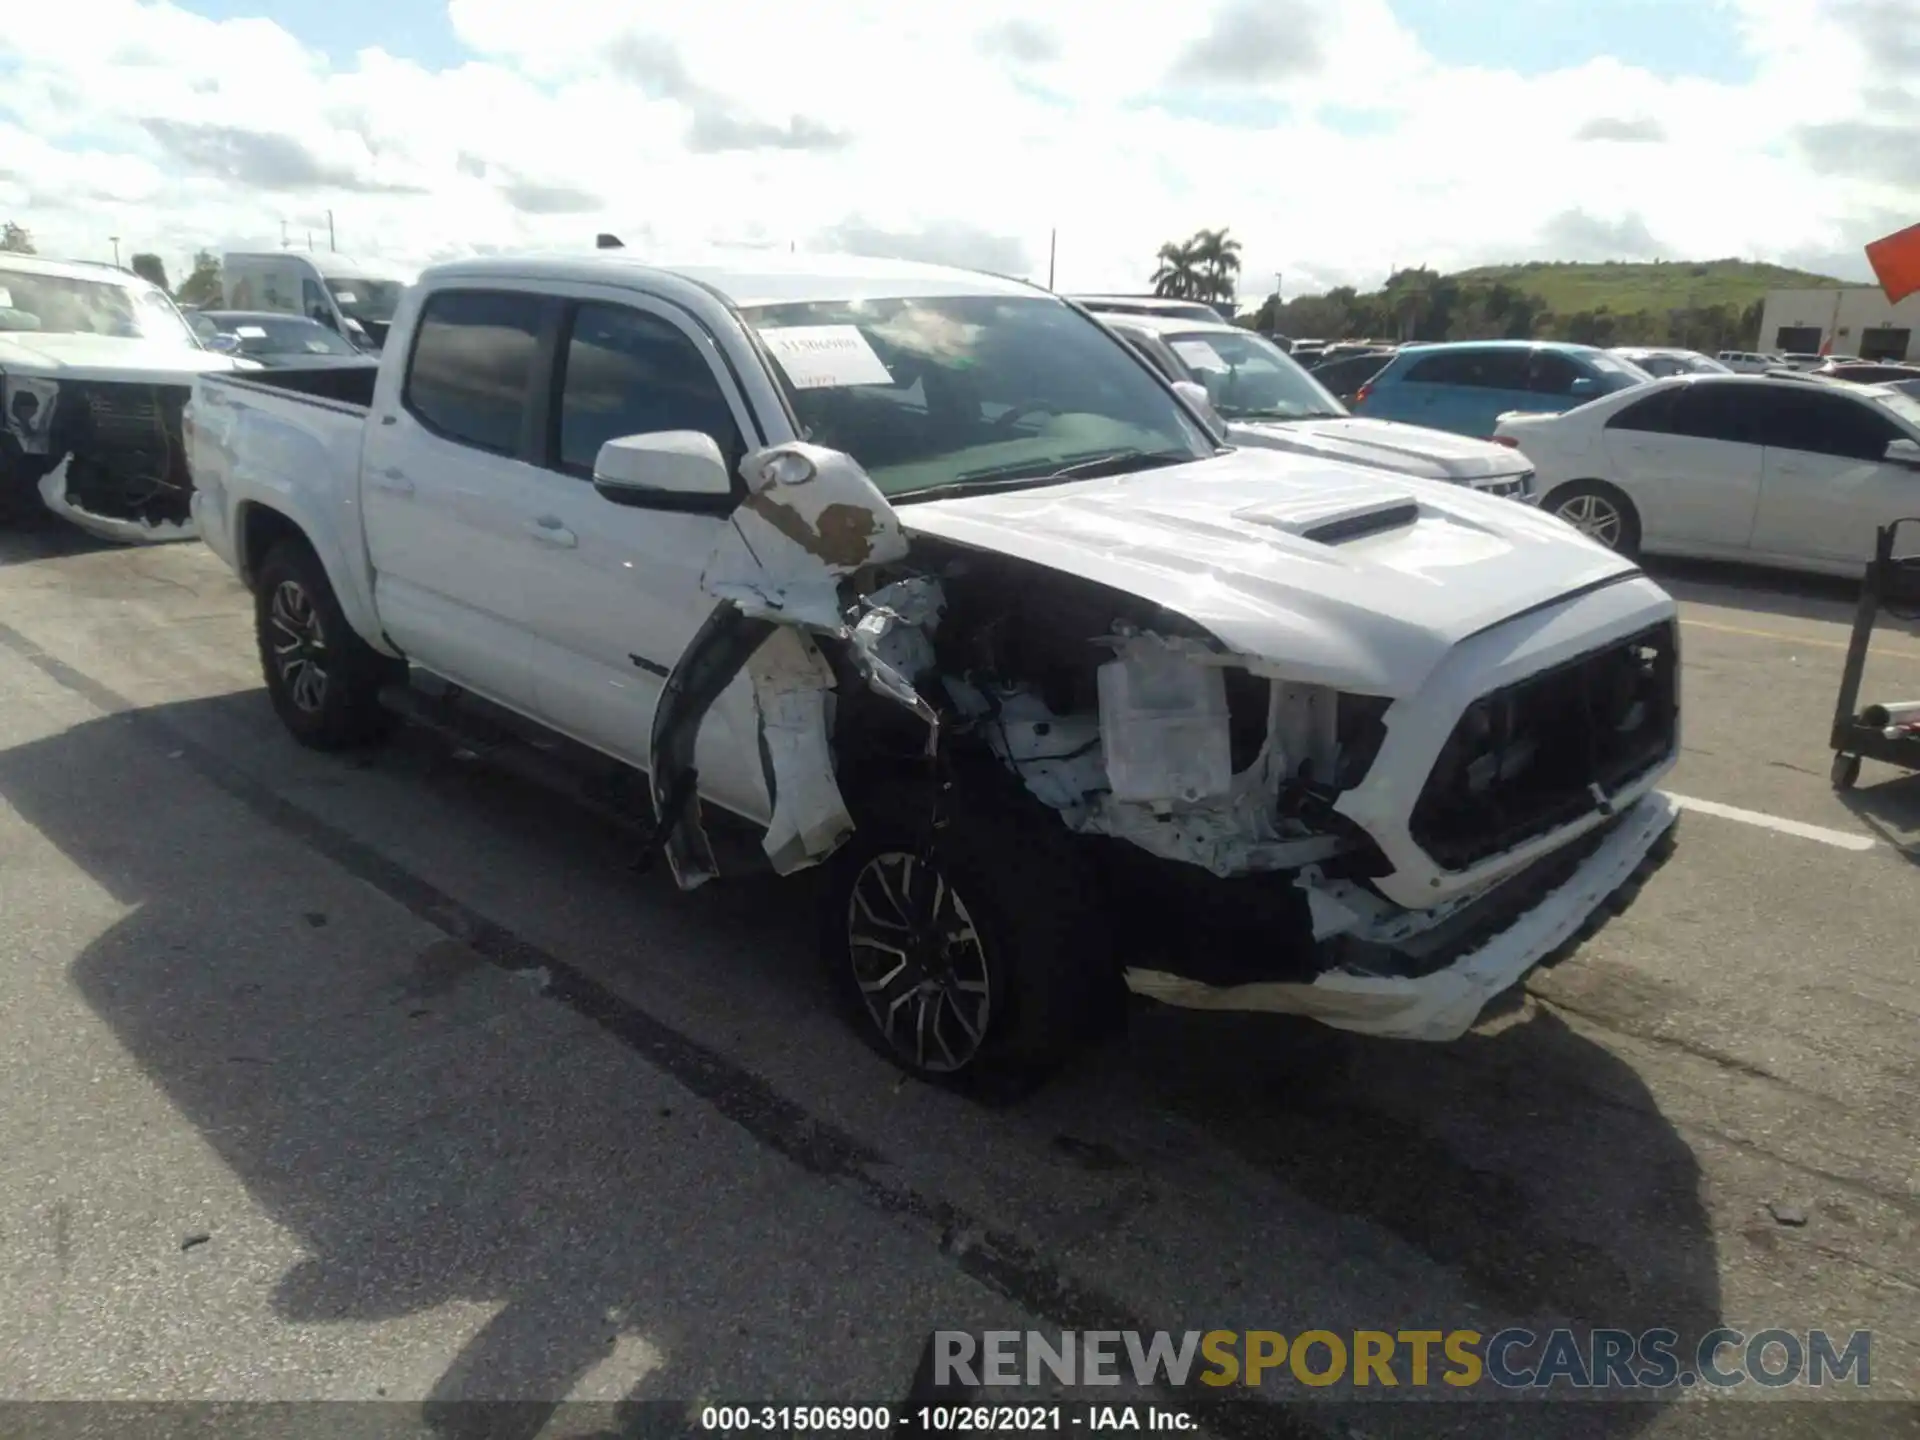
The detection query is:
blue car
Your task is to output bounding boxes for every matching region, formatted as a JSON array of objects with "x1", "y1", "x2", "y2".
[{"x1": 1351, "y1": 341, "x2": 1651, "y2": 439}]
